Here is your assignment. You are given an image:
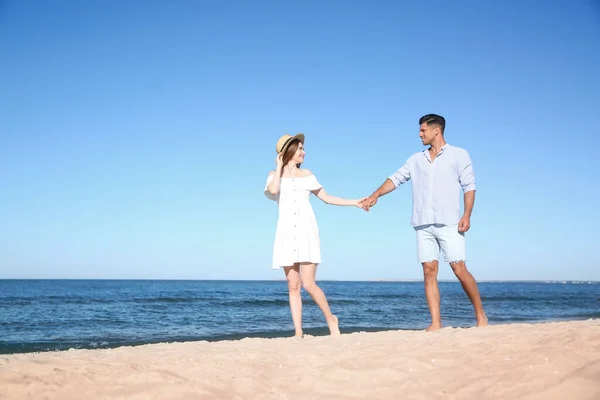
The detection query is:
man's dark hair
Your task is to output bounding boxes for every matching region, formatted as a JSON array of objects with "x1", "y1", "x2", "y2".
[{"x1": 419, "y1": 114, "x2": 446, "y2": 134}]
